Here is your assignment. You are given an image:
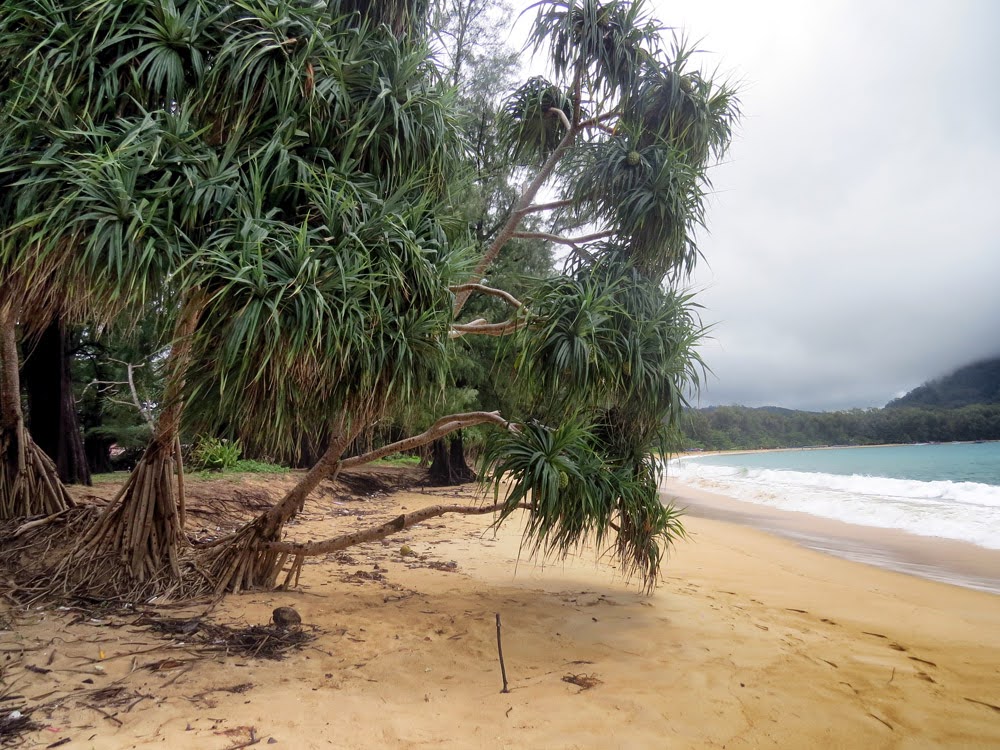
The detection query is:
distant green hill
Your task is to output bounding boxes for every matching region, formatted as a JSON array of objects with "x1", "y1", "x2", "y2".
[
  {"x1": 679, "y1": 357, "x2": 1000, "y2": 450},
  {"x1": 886, "y1": 357, "x2": 1000, "y2": 409}
]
